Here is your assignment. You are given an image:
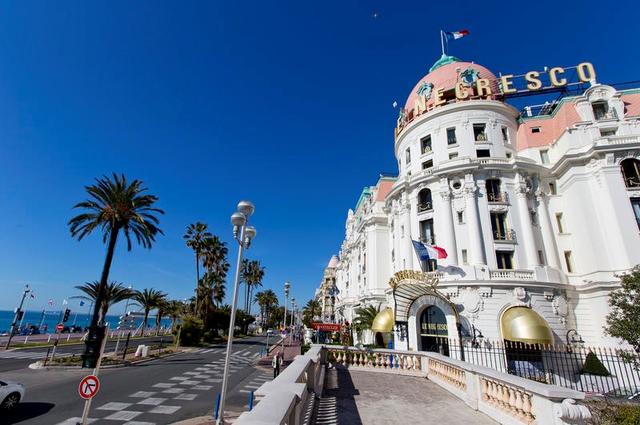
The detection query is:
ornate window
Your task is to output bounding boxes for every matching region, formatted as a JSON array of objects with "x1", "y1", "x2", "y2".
[
  {"x1": 621, "y1": 158, "x2": 640, "y2": 188},
  {"x1": 418, "y1": 188, "x2": 433, "y2": 212},
  {"x1": 486, "y1": 179, "x2": 505, "y2": 203},
  {"x1": 421, "y1": 135, "x2": 432, "y2": 154}
]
